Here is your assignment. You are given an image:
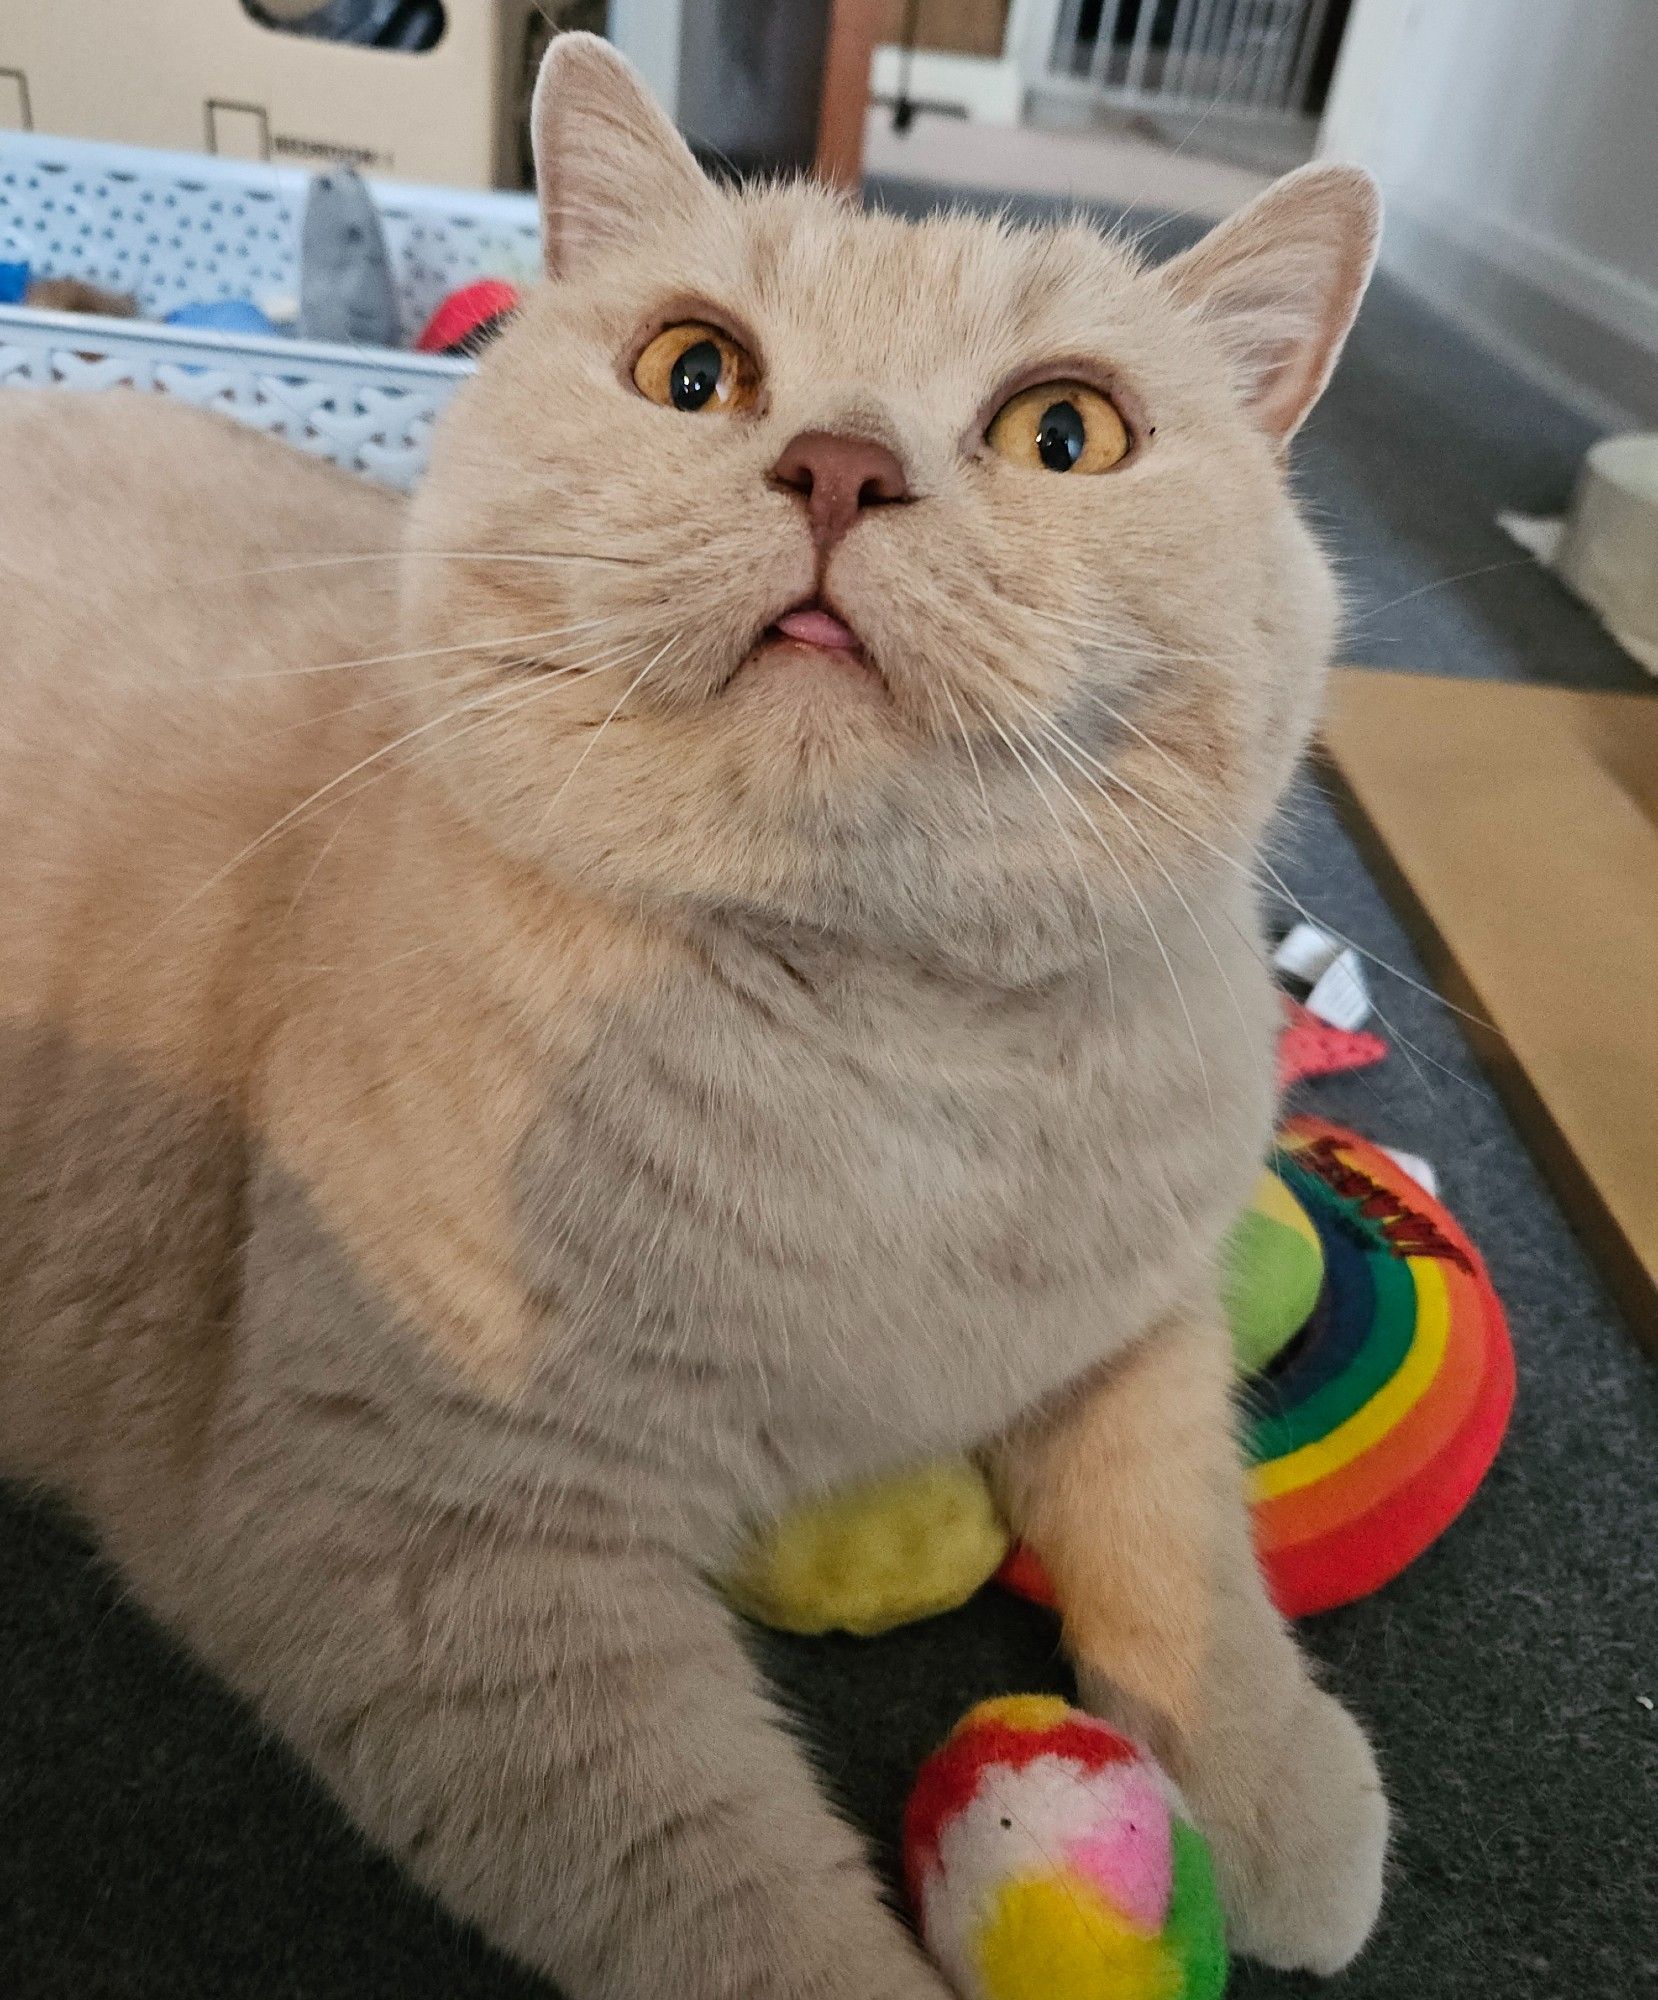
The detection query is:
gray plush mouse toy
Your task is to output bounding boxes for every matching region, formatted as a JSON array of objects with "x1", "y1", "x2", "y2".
[{"x1": 298, "y1": 166, "x2": 399, "y2": 348}]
